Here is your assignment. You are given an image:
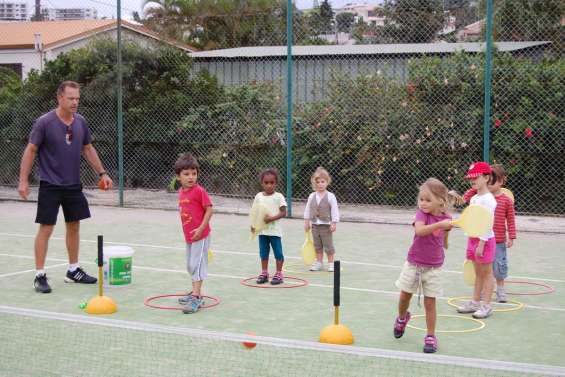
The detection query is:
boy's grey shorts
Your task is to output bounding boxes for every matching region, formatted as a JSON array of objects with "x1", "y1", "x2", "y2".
[
  {"x1": 312, "y1": 224, "x2": 335, "y2": 255},
  {"x1": 186, "y1": 236, "x2": 210, "y2": 282}
]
